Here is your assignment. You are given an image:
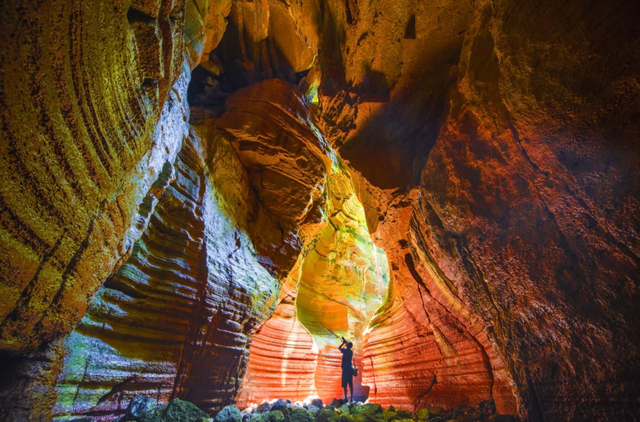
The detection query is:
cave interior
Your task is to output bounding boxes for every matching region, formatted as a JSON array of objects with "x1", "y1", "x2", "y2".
[{"x1": 0, "y1": 0, "x2": 639, "y2": 421}]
